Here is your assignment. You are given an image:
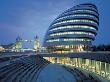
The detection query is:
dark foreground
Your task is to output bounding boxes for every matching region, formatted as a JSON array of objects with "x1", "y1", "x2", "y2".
[{"x1": 0, "y1": 55, "x2": 101, "y2": 82}]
